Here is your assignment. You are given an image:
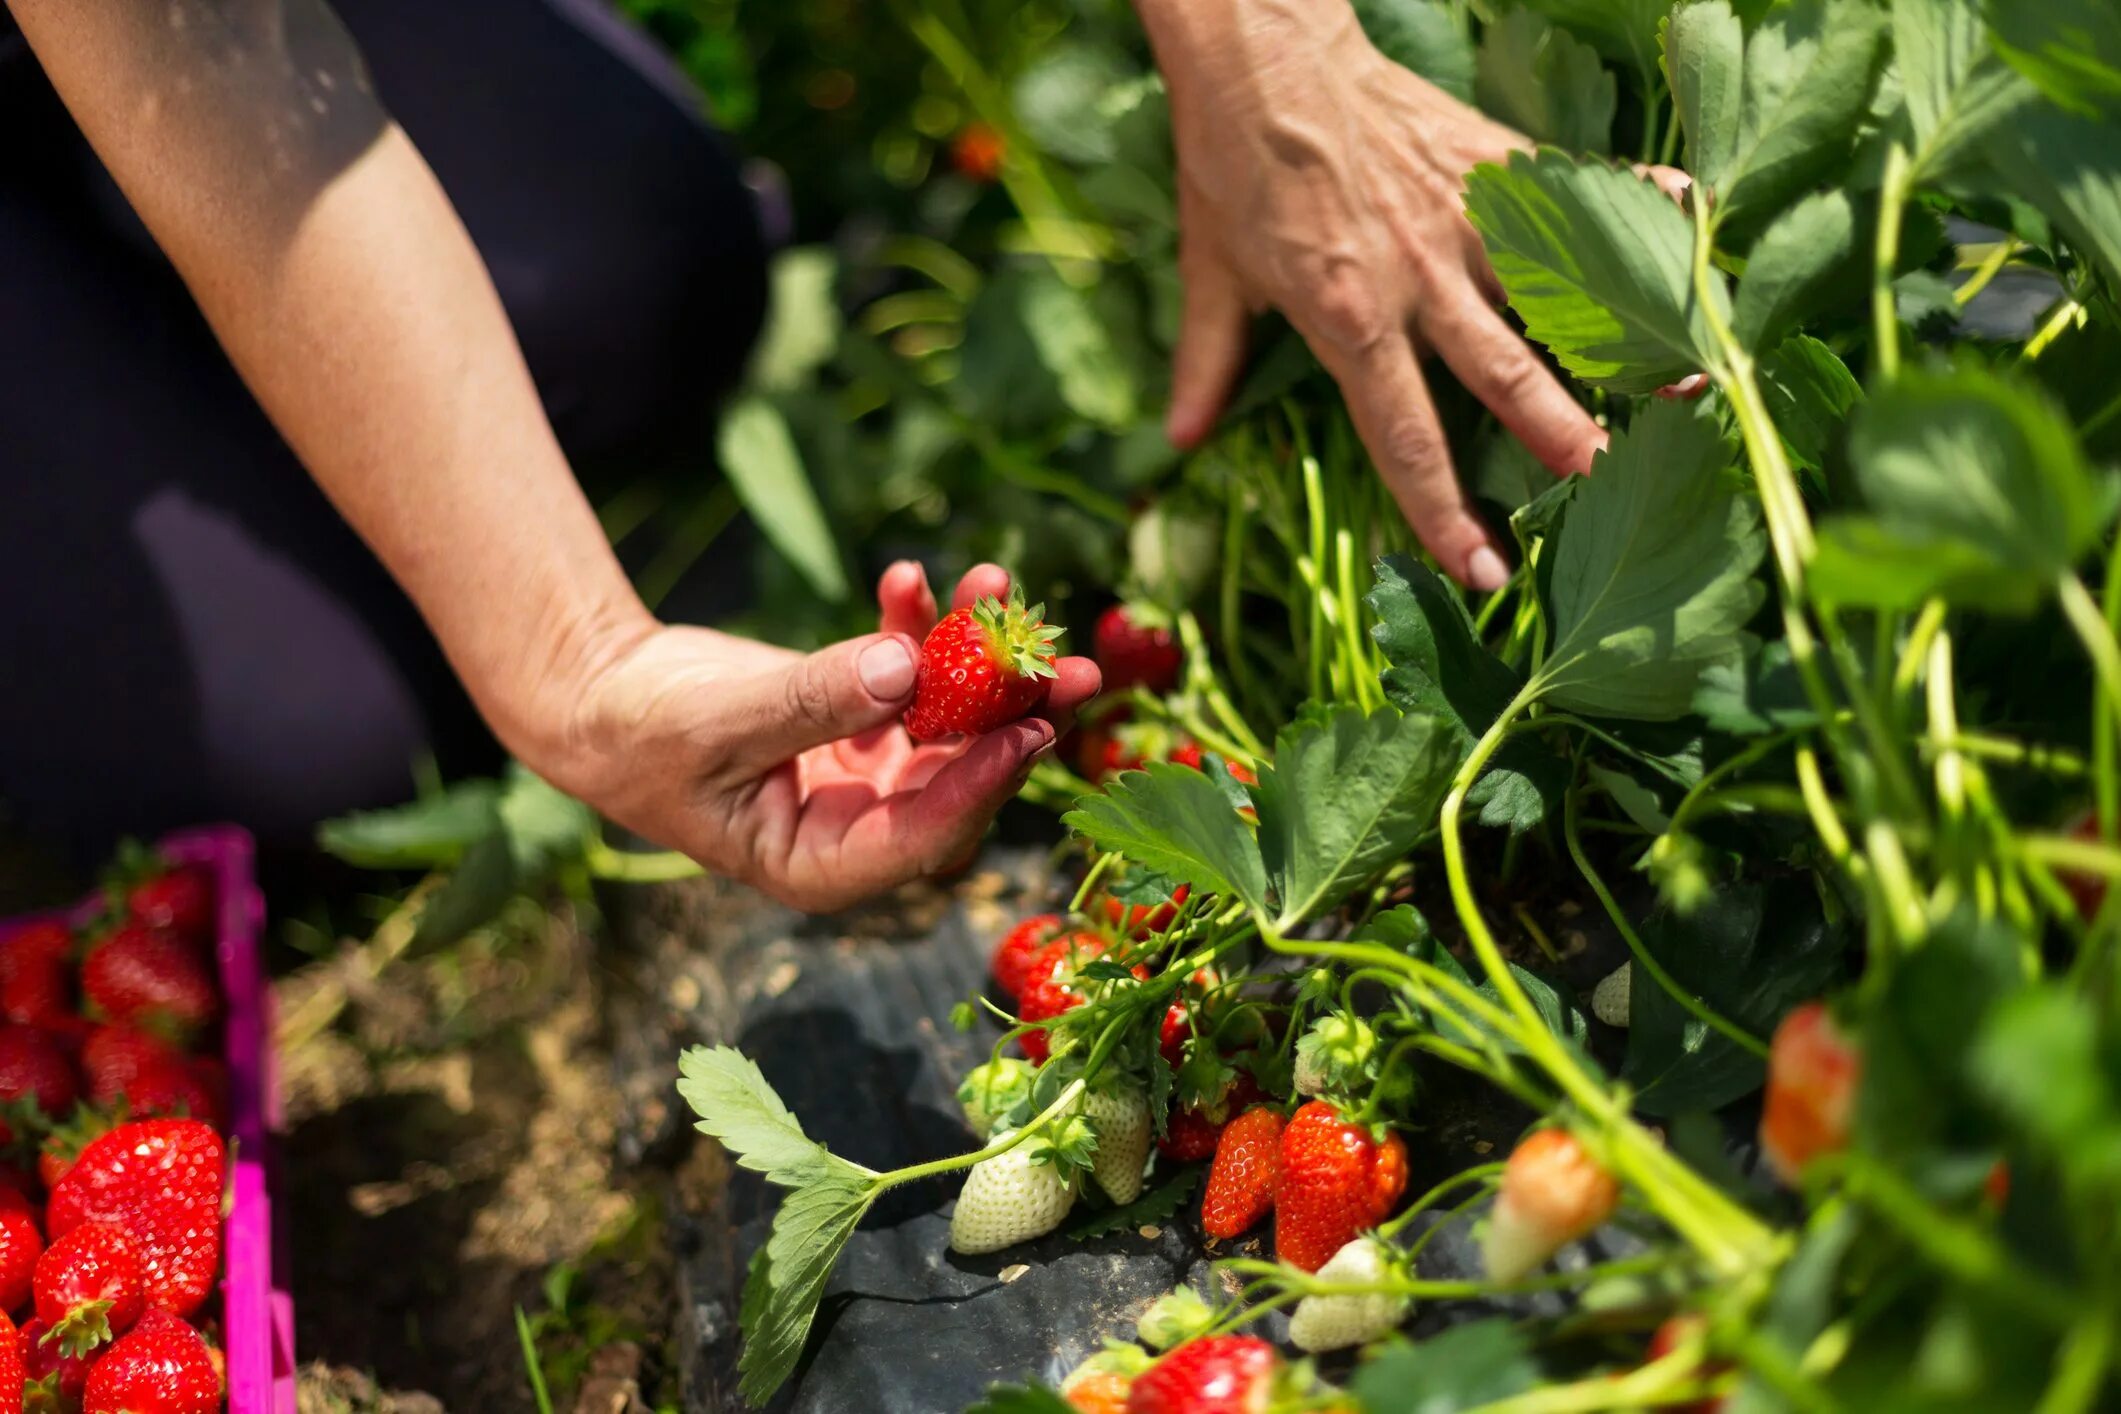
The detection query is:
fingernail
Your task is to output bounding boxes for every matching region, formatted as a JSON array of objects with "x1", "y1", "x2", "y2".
[
  {"x1": 858, "y1": 638, "x2": 917, "y2": 700},
  {"x1": 1466, "y1": 546, "x2": 1511, "y2": 592}
]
